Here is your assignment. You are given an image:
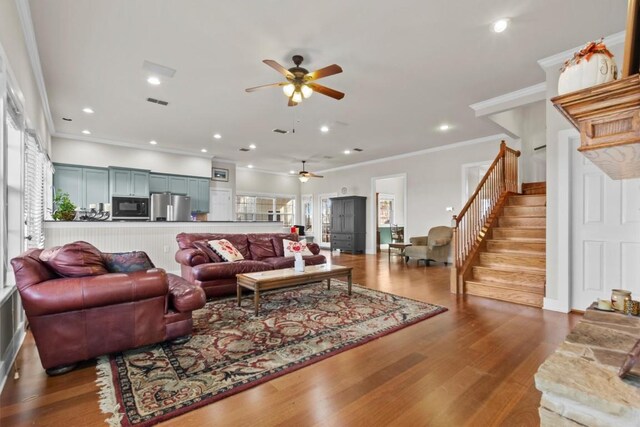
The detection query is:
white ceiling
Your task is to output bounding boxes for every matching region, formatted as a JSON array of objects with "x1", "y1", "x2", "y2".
[{"x1": 29, "y1": 0, "x2": 626, "y2": 173}]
